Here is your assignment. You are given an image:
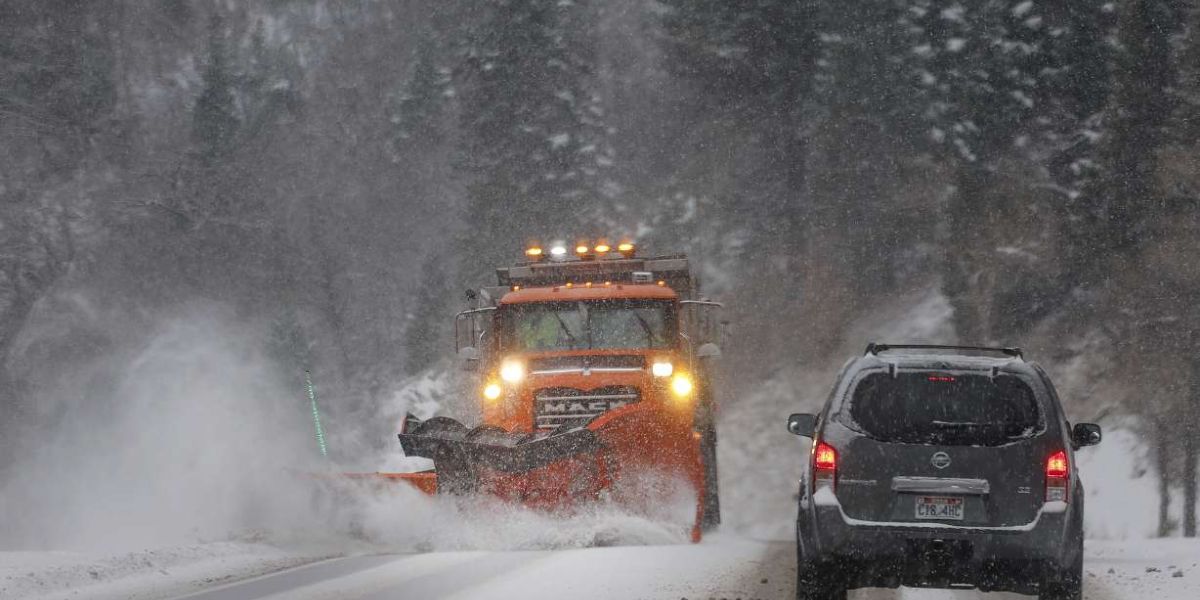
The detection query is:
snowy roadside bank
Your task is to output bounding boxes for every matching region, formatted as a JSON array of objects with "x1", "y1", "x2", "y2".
[
  {"x1": 0, "y1": 542, "x2": 328, "y2": 600},
  {"x1": 1083, "y1": 539, "x2": 1199, "y2": 600}
]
